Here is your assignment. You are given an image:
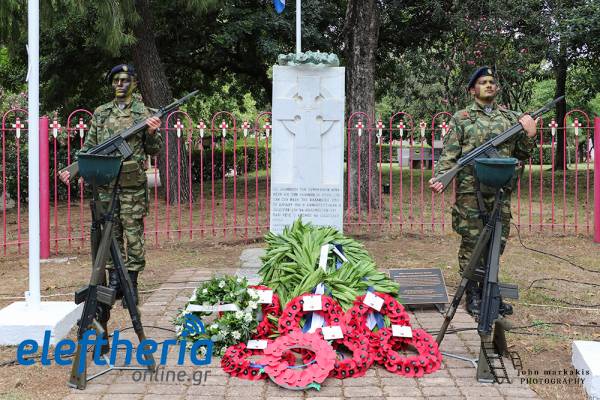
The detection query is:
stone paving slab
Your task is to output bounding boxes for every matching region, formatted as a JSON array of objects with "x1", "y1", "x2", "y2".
[{"x1": 66, "y1": 248, "x2": 541, "y2": 400}]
